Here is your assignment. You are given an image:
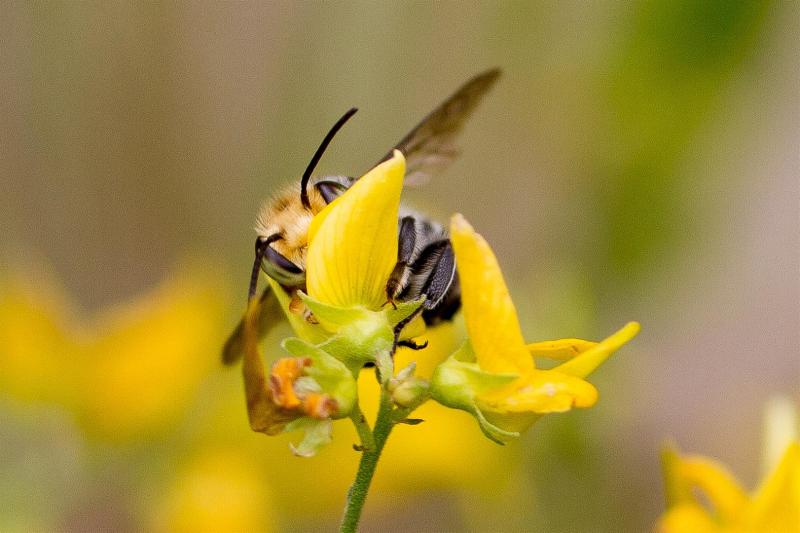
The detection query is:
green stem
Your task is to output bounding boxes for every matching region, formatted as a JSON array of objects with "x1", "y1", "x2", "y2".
[
  {"x1": 350, "y1": 405, "x2": 375, "y2": 451},
  {"x1": 339, "y1": 391, "x2": 395, "y2": 533}
]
